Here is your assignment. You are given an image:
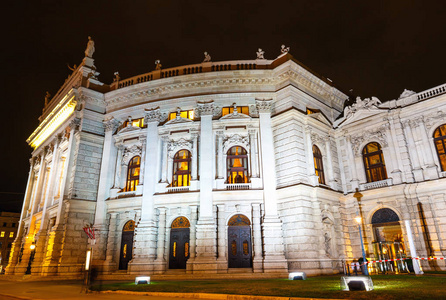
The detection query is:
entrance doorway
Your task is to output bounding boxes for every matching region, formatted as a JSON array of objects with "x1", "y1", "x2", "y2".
[
  {"x1": 169, "y1": 216, "x2": 190, "y2": 269},
  {"x1": 228, "y1": 214, "x2": 252, "y2": 268},
  {"x1": 371, "y1": 208, "x2": 407, "y2": 273},
  {"x1": 119, "y1": 220, "x2": 135, "y2": 270}
]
